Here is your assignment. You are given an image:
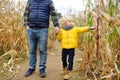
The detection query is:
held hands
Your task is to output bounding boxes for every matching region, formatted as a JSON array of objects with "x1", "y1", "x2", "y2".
[
  {"x1": 26, "y1": 26, "x2": 29, "y2": 30},
  {"x1": 54, "y1": 27, "x2": 60, "y2": 34}
]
